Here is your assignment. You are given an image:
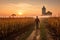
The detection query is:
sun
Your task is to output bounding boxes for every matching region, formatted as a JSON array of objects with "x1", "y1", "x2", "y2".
[
  {"x1": 18, "y1": 12, "x2": 23, "y2": 15},
  {"x1": 17, "y1": 11, "x2": 23, "y2": 15},
  {"x1": 17, "y1": 10, "x2": 24, "y2": 16}
]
